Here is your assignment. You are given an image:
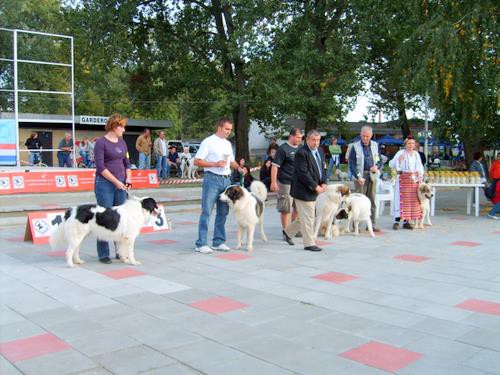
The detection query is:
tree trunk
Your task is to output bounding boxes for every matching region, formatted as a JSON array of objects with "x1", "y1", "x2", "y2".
[
  {"x1": 462, "y1": 138, "x2": 482, "y2": 166},
  {"x1": 396, "y1": 95, "x2": 411, "y2": 139},
  {"x1": 305, "y1": 115, "x2": 318, "y2": 134},
  {"x1": 233, "y1": 102, "x2": 249, "y2": 161}
]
